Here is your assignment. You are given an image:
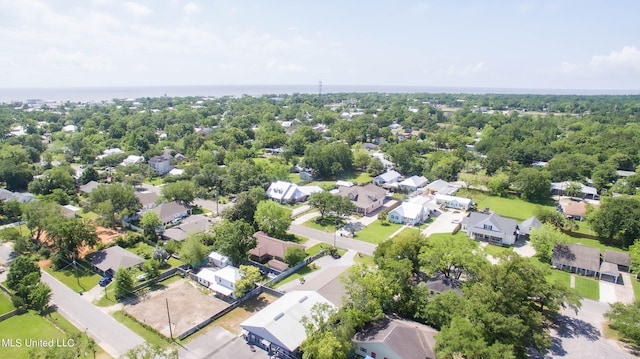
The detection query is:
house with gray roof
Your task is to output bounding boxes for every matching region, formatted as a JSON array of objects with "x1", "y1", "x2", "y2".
[
  {"x1": 353, "y1": 316, "x2": 438, "y2": 359},
  {"x1": 79, "y1": 180, "x2": 100, "y2": 195},
  {"x1": 162, "y1": 215, "x2": 212, "y2": 241},
  {"x1": 551, "y1": 181, "x2": 598, "y2": 199},
  {"x1": 241, "y1": 291, "x2": 335, "y2": 358},
  {"x1": 425, "y1": 179, "x2": 459, "y2": 195},
  {"x1": 150, "y1": 201, "x2": 190, "y2": 228},
  {"x1": 519, "y1": 216, "x2": 543, "y2": 238},
  {"x1": 604, "y1": 250, "x2": 631, "y2": 272},
  {"x1": 551, "y1": 243, "x2": 601, "y2": 277},
  {"x1": 373, "y1": 170, "x2": 402, "y2": 187},
  {"x1": 91, "y1": 245, "x2": 144, "y2": 276},
  {"x1": 399, "y1": 175, "x2": 428, "y2": 192},
  {"x1": 461, "y1": 212, "x2": 518, "y2": 246}
]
